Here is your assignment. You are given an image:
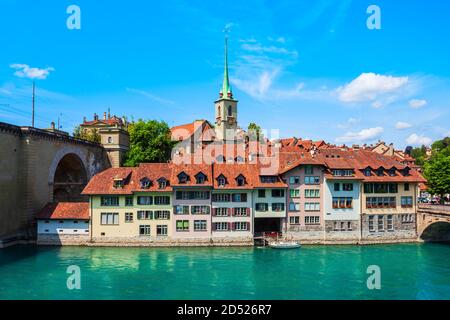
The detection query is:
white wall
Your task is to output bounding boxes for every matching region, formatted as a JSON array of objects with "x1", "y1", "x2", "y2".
[
  {"x1": 324, "y1": 180, "x2": 361, "y2": 221},
  {"x1": 37, "y1": 219, "x2": 89, "y2": 235}
]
